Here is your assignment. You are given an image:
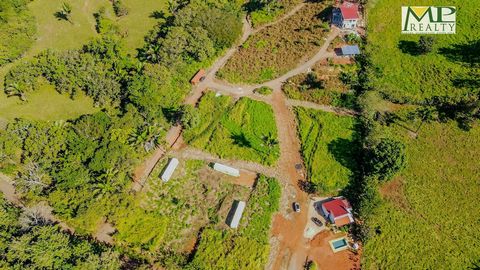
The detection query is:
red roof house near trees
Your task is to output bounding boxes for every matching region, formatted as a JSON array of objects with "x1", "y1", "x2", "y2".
[
  {"x1": 321, "y1": 197, "x2": 354, "y2": 227},
  {"x1": 332, "y1": 1, "x2": 360, "y2": 29},
  {"x1": 190, "y1": 69, "x2": 206, "y2": 85},
  {"x1": 340, "y1": 2, "x2": 359, "y2": 20}
]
